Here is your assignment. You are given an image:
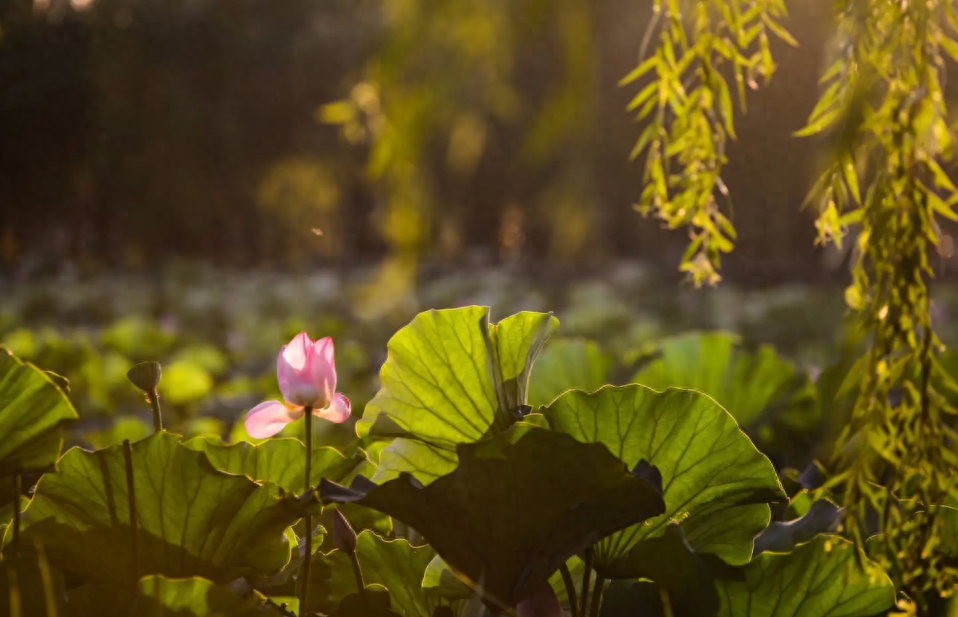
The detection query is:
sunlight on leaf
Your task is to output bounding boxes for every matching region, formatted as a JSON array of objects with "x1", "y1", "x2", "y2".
[
  {"x1": 631, "y1": 332, "x2": 814, "y2": 435},
  {"x1": 184, "y1": 437, "x2": 373, "y2": 494},
  {"x1": 358, "y1": 307, "x2": 558, "y2": 483},
  {"x1": 11, "y1": 432, "x2": 305, "y2": 587},
  {"x1": 528, "y1": 339, "x2": 612, "y2": 407},
  {"x1": 321, "y1": 426, "x2": 664, "y2": 607},
  {"x1": 305, "y1": 531, "x2": 447, "y2": 617},
  {"x1": 544, "y1": 385, "x2": 784, "y2": 576},
  {"x1": 0, "y1": 347, "x2": 78, "y2": 475},
  {"x1": 135, "y1": 575, "x2": 284, "y2": 617}
]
